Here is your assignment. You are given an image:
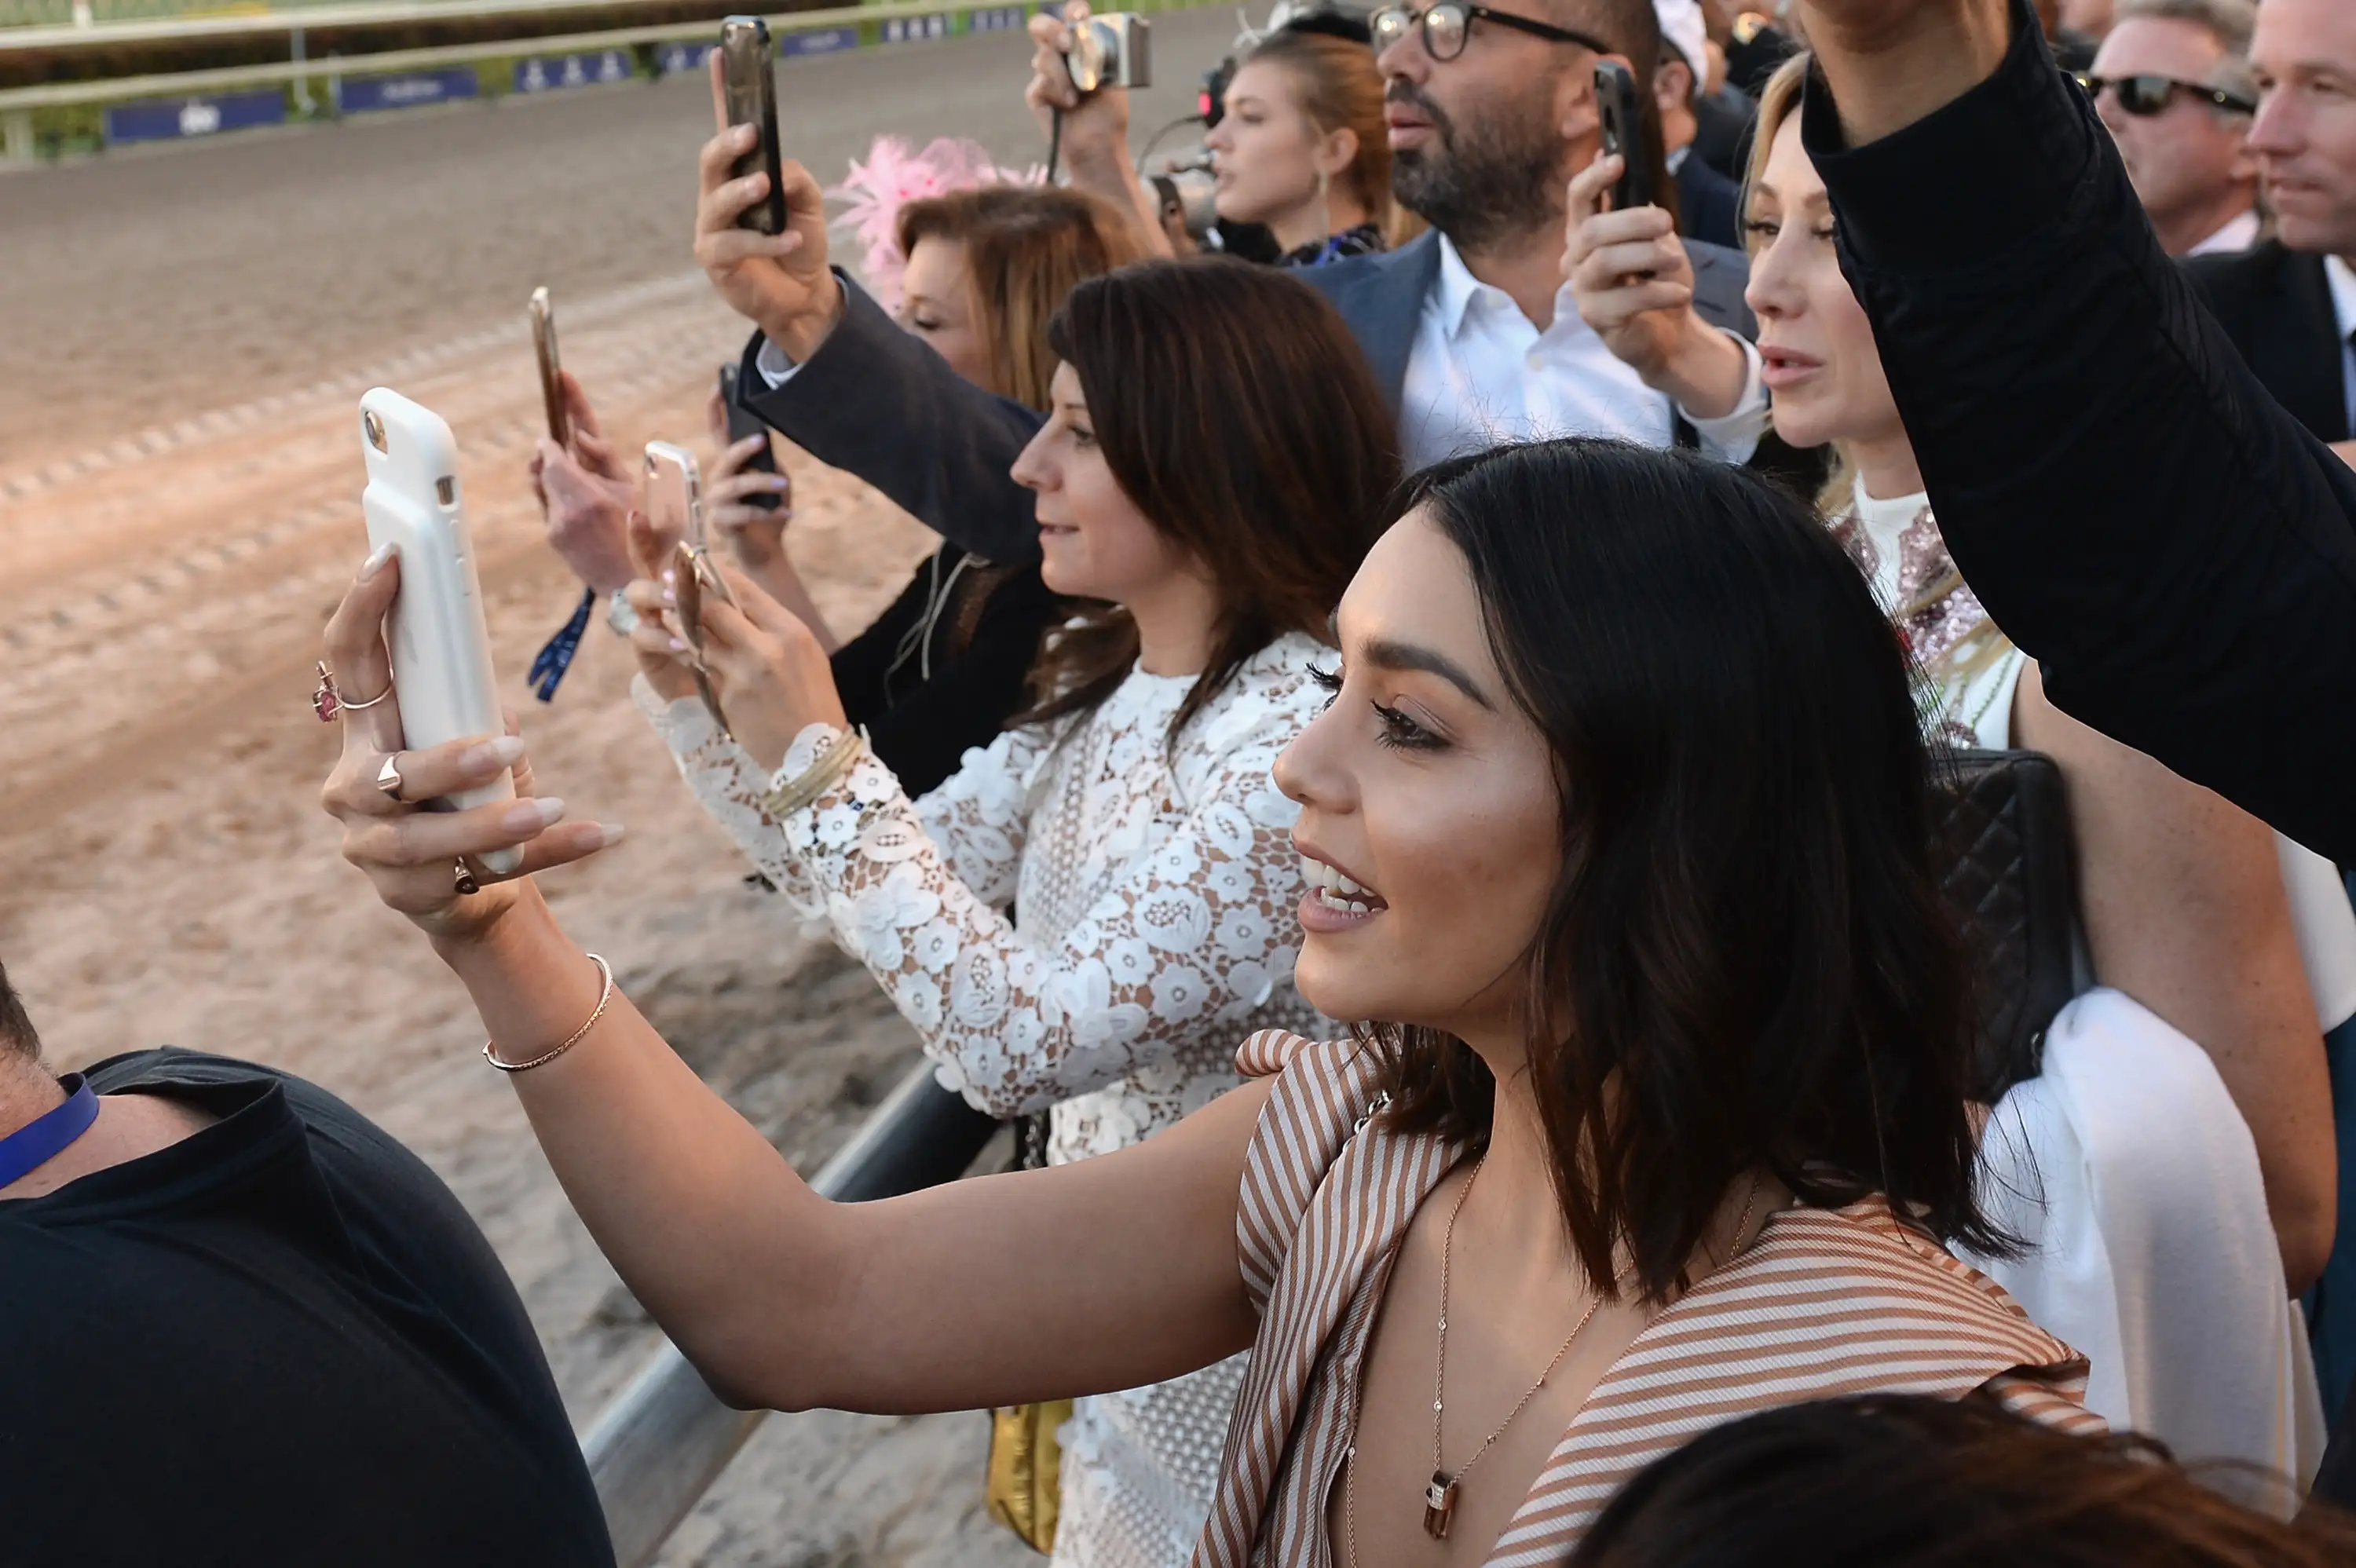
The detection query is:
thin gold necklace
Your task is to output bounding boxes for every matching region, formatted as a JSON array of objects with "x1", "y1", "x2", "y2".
[
  {"x1": 1342, "y1": 1170, "x2": 1763, "y2": 1559},
  {"x1": 1418, "y1": 1156, "x2": 1598, "y2": 1539}
]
